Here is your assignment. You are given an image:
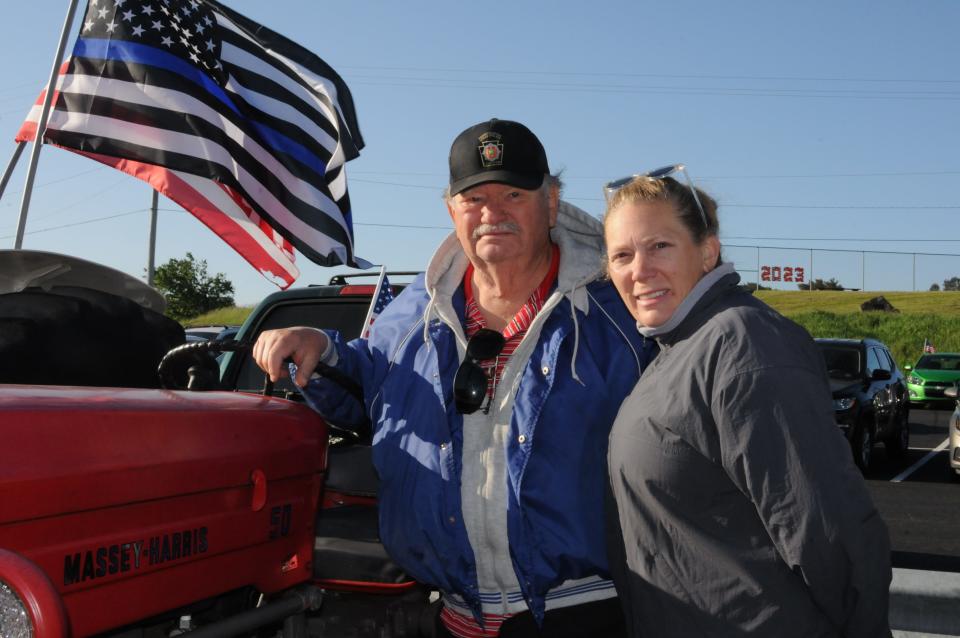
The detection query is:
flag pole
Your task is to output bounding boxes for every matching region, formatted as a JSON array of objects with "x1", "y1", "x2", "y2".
[
  {"x1": 360, "y1": 265, "x2": 388, "y2": 339},
  {"x1": 0, "y1": 142, "x2": 27, "y2": 204},
  {"x1": 147, "y1": 190, "x2": 159, "y2": 285},
  {"x1": 13, "y1": 0, "x2": 82, "y2": 249}
]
